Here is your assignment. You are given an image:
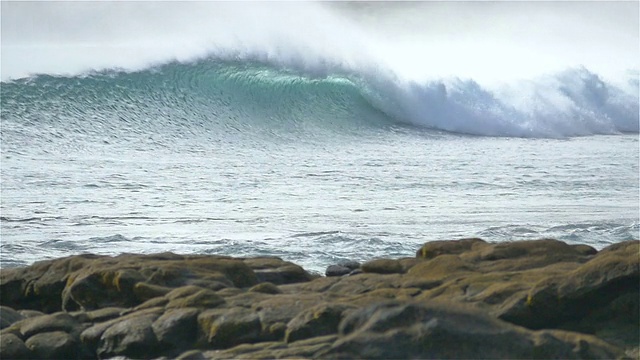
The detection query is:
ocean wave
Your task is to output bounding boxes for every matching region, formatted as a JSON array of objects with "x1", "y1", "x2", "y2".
[{"x1": 2, "y1": 59, "x2": 637, "y2": 140}]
